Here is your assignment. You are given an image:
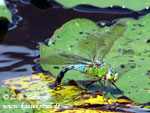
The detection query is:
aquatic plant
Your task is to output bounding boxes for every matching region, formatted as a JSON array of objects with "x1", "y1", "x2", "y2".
[
  {"x1": 40, "y1": 14, "x2": 150, "y2": 103},
  {"x1": 55, "y1": 0, "x2": 150, "y2": 11},
  {"x1": 0, "y1": 0, "x2": 11, "y2": 22}
]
